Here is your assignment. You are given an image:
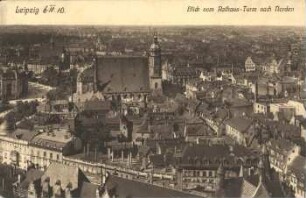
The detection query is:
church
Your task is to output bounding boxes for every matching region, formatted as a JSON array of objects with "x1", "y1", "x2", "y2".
[{"x1": 73, "y1": 35, "x2": 163, "y2": 105}]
